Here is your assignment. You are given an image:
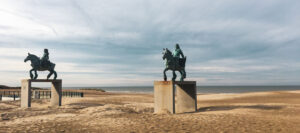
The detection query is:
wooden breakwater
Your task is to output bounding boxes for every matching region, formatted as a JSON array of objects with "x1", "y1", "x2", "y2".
[
  {"x1": 0, "y1": 90, "x2": 20, "y2": 101},
  {"x1": 0, "y1": 90, "x2": 84, "y2": 101}
]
